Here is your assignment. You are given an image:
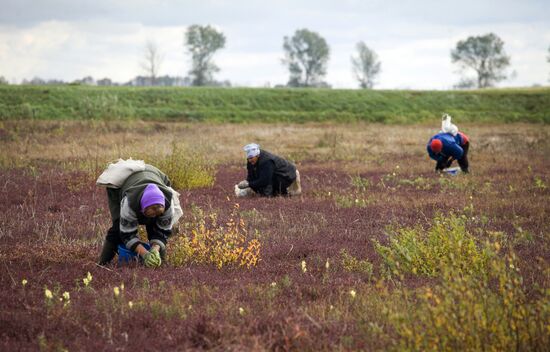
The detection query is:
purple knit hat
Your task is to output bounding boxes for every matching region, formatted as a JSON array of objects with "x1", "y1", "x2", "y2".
[{"x1": 140, "y1": 184, "x2": 165, "y2": 212}]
